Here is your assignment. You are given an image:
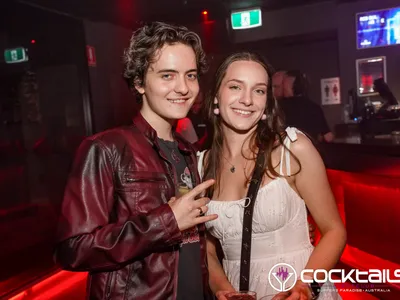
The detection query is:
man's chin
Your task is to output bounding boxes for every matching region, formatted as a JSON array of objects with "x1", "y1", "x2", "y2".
[{"x1": 164, "y1": 112, "x2": 190, "y2": 123}]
